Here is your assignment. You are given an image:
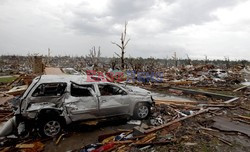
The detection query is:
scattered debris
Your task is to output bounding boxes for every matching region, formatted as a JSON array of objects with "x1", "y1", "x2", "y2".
[
  {"x1": 0, "y1": 57, "x2": 249, "y2": 151},
  {"x1": 127, "y1": 120, "x2": 142, "y2": 125}
]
